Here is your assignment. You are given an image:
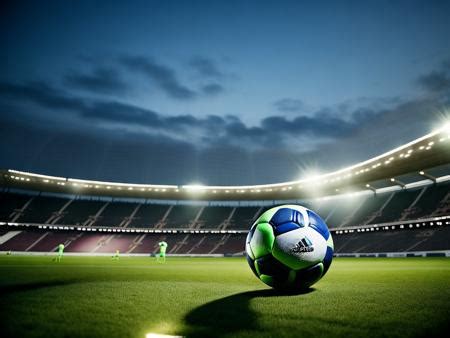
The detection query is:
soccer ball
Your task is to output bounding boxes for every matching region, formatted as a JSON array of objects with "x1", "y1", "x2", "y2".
[{"x1": 246, "y1": 204, "x2": 333, "y2": 291}]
